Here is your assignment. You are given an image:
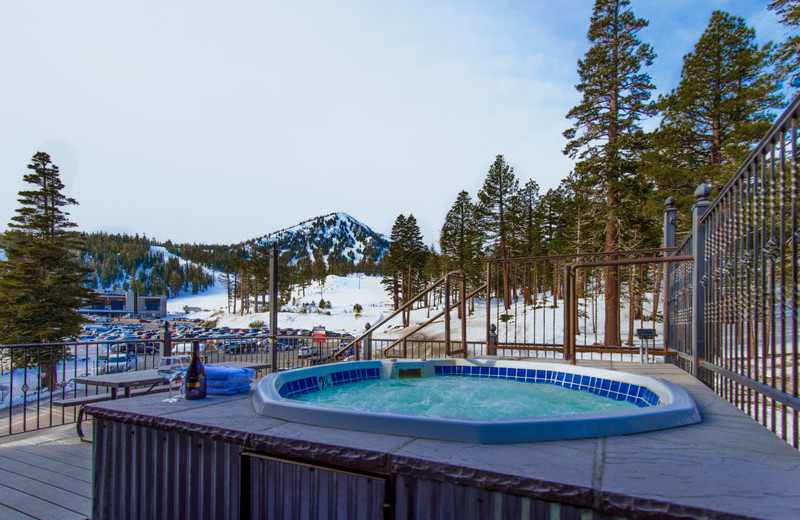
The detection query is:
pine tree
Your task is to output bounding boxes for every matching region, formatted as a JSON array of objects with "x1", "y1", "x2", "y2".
[
  {"x1": 647, "y1": 10, "x2": 782, "y2": 224},
  {"x1": 0, "y1": 152, "x2": 92, "y2": 389},
  {"x1": 509, "y1": 180, "x2": 544, "y2": 305},
  {"x1": 563, "y1": 0, "x2": 657, "y2": 347},
  {"x1": 769, "y1": 0, "x2": 800, "y2": 87},
  {"x1": 311, "y1": 249, "x2": 327, "y2": 286},
  {"x1": 382, "y1": 214, "x2": 408, "y2": 310},
  {"x1": 476, "y1": 155, "x2": 519, "y2": 309},
  {"x1": 382, "y1": 214, "x2": 427, "y2": 324},
  {"x1": 440, "y1": 191, "x2": 484, "y2": 287},
  {"x1": 399, "y1": 214, "x2": 427, "y2": 314}
]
